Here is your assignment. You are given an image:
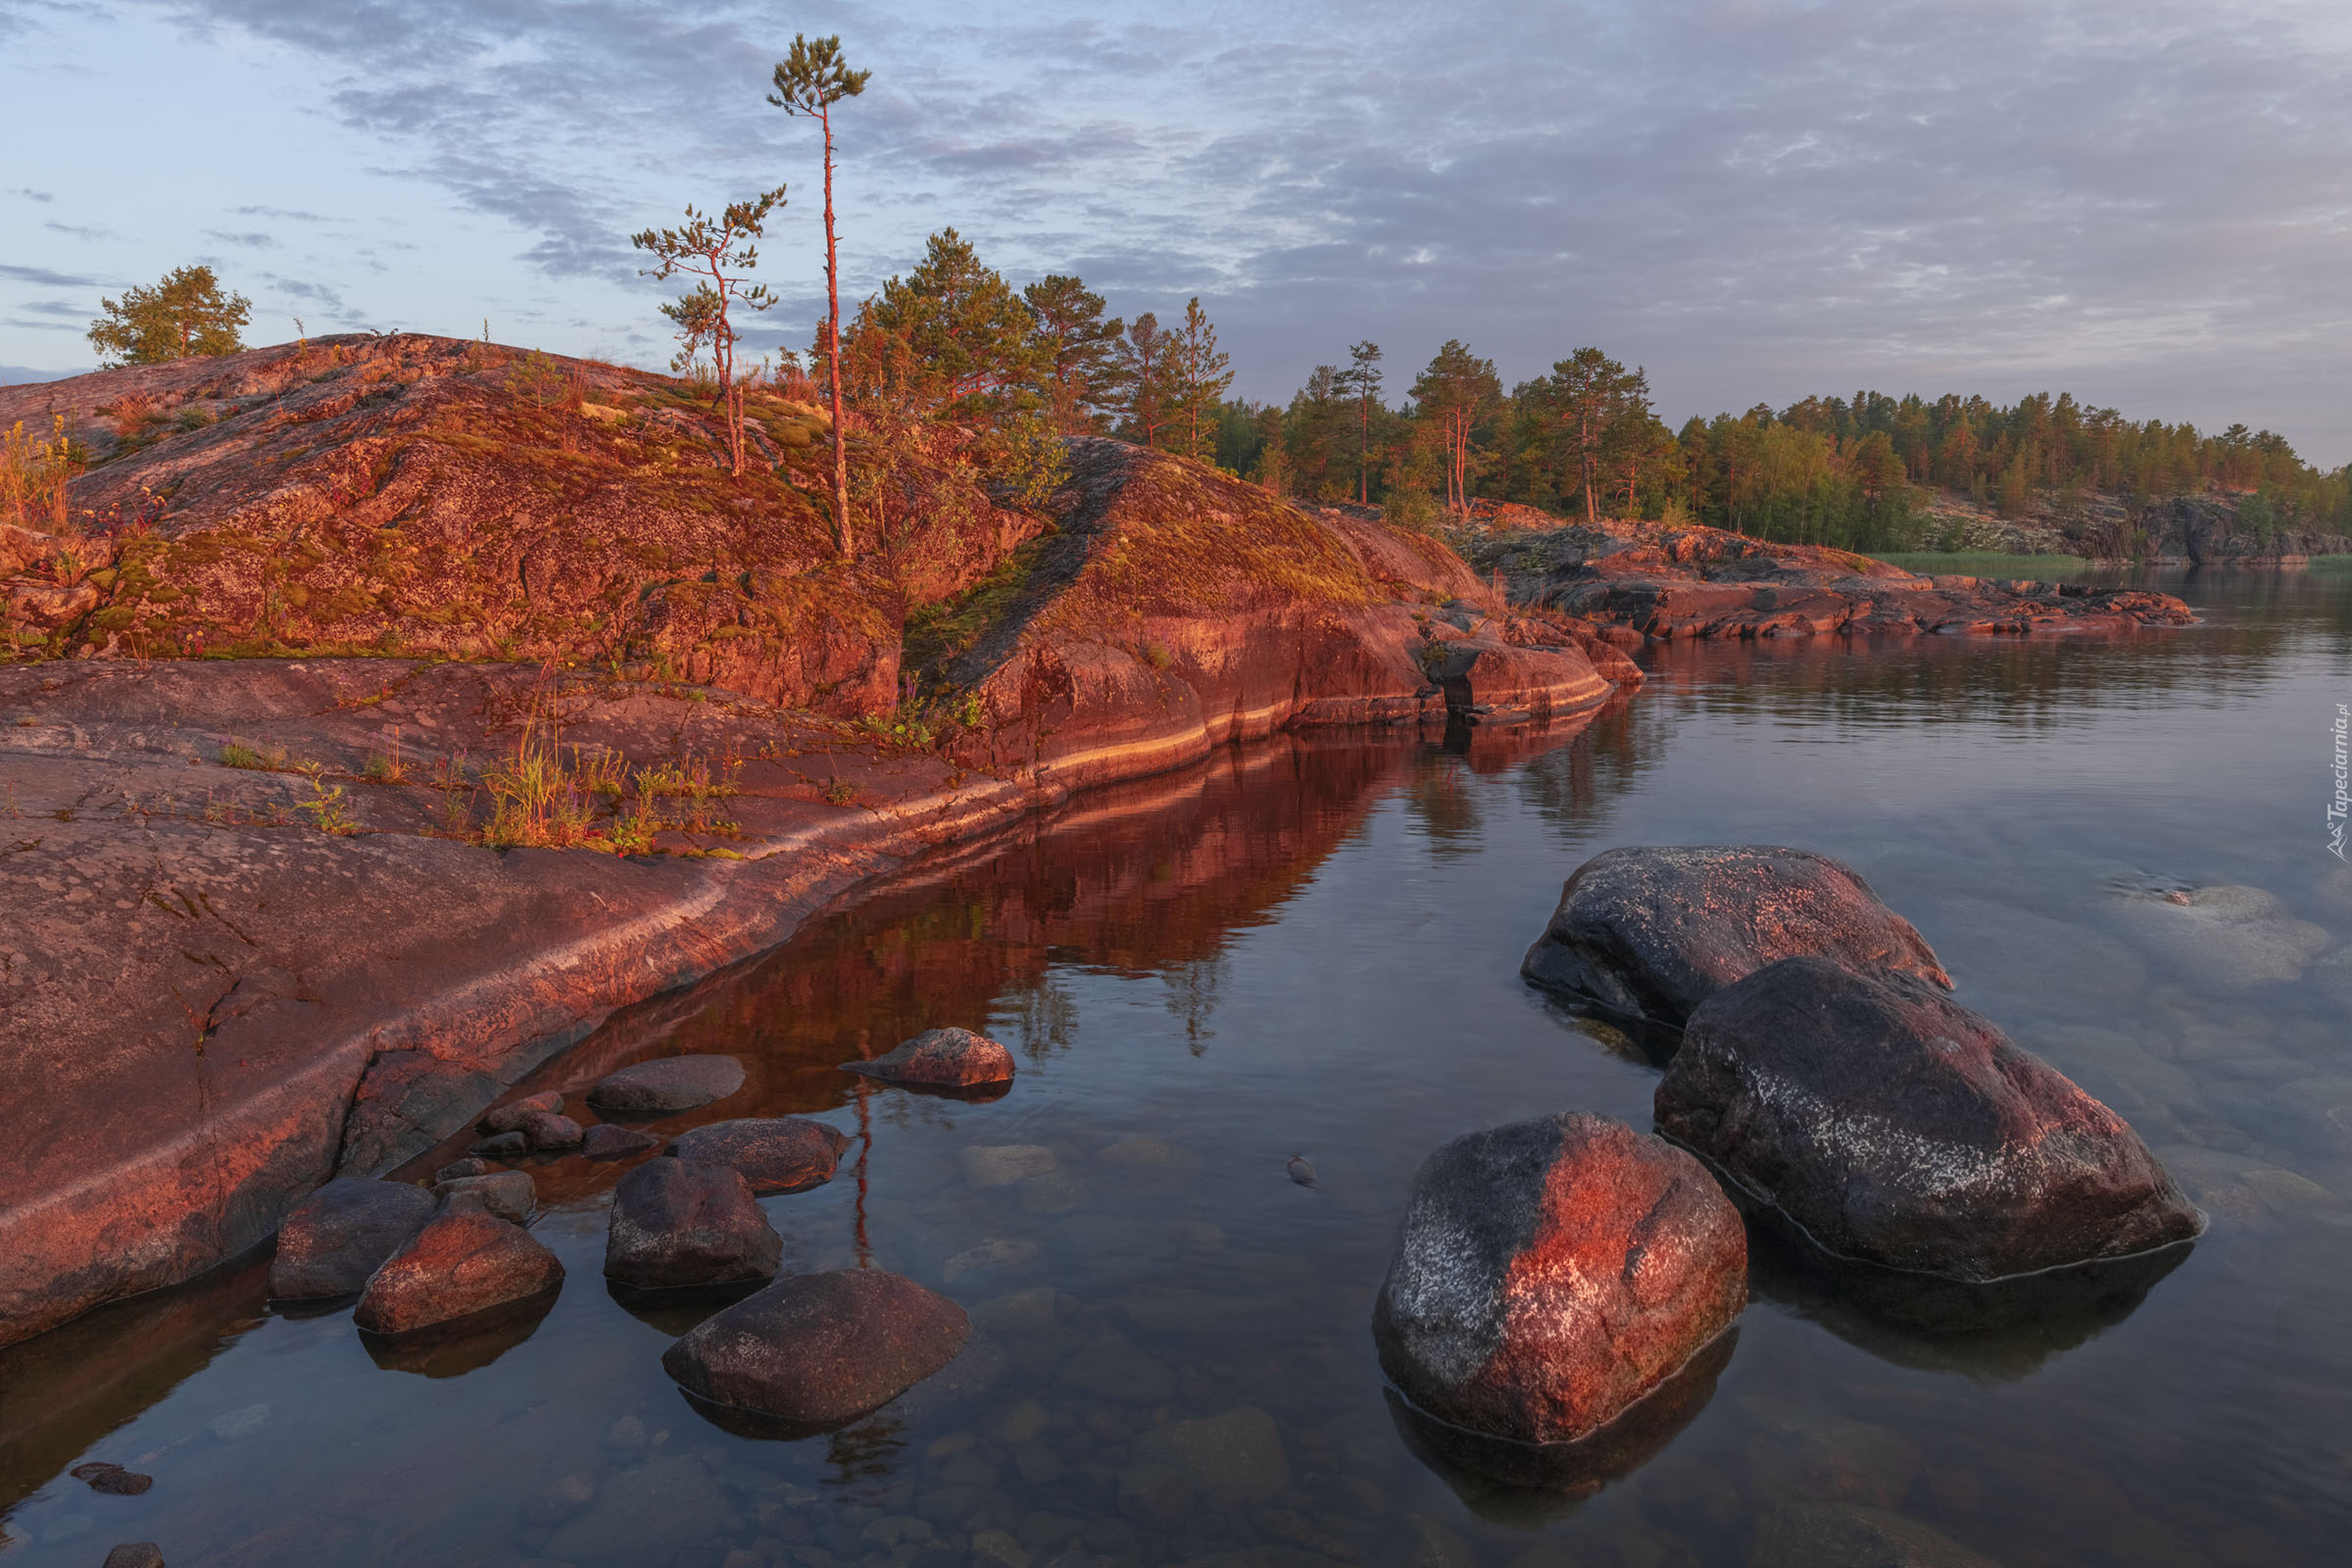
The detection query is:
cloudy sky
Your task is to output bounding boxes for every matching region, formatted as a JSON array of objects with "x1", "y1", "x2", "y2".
[{"x1": 3, "y1": 0, "x2": 2347, "y2": 462}]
